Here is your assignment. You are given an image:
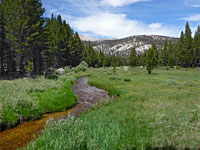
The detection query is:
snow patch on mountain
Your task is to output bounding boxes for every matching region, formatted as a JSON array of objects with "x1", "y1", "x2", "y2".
[
  {"x1": 79, "y1": 35, "x2": 103, "y2": 42},
  {"x1": 84, "y1": 35, "x2": 178, "y2": 56}
]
